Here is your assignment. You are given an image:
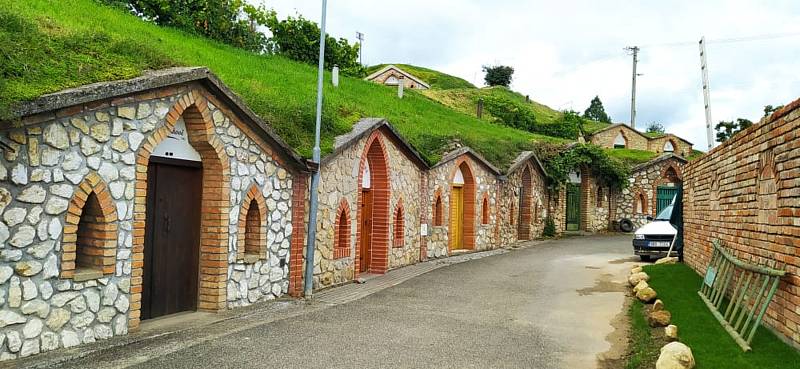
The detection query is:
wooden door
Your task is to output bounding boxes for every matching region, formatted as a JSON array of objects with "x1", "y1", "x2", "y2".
[
  {"x1": 566, "y1": 183, "x2": 581, "y2": 231},
  {"x1": 142, "y1": 158, "x2": 202, "y2": 320},
  {"x1": 450, "y1": 186, "x2": 464, "y2": 249},
  {"x1": 656, "y1": 185, "x2": 678, "y2": 215},
  {"x1": 359, "y1": 189, "x2": 373, "y2": 273}
]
